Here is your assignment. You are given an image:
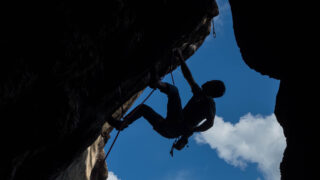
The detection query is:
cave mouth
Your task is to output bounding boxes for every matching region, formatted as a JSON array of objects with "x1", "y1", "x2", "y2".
[
  {"x1": 4, "y1": 0, "x2": 311, "y2": 179},
  {"x1": 105, "y1": 1, "x2": 286, "y2": 179}
]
